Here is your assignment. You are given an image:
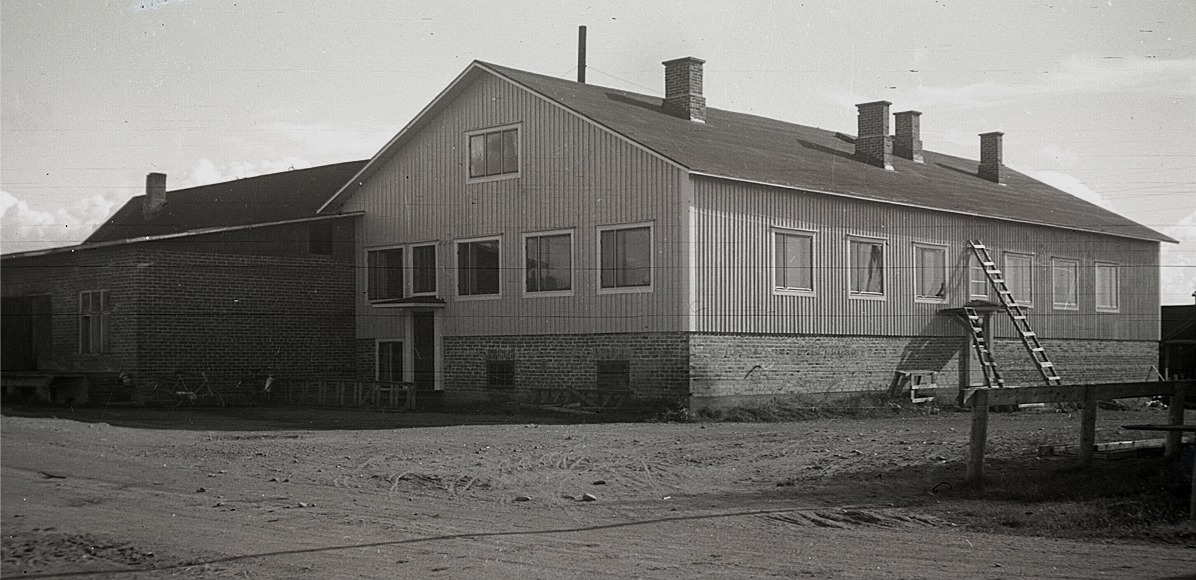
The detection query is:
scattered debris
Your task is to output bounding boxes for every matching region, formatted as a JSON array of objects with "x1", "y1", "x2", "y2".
[{"x1": 196, "y1": 487, "x2": 206, "y2": 493}]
